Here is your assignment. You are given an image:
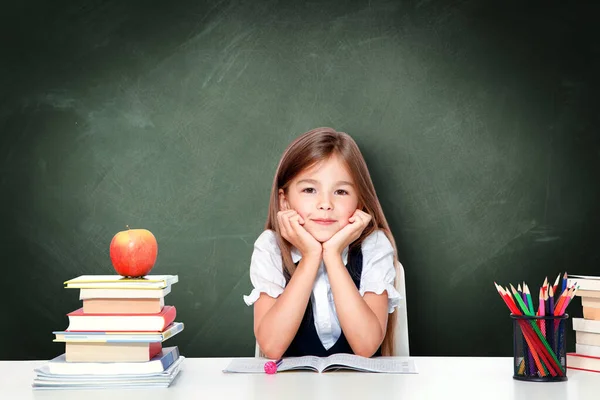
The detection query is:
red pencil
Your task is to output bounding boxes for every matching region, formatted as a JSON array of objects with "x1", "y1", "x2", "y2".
[
  {"x1": 497, "y1": 285, "x2": 520, "y2": 314},
  {"x1": 552, "y1": 273, "x2": 561, "y2": 296}
]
